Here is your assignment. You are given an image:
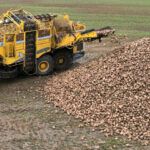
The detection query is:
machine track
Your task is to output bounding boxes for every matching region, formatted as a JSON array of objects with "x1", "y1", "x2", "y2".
[
  {"x1": 24, "y1": 31, "x2": 36, "y2": 74},
  {"x1": 23, "y1": 20, "x2": 37, "y2": 74}
]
